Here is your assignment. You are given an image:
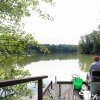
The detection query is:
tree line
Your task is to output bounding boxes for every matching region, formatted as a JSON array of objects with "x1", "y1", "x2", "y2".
[
  {"x1": 41, "y1": 44, "x2": 78, "y2": 53},
  {"x1": 0, "y1": 33, "x2": 78, "y2": 55},
  {"x1": 79, "y1": 30, "x2": 100, "y2": 54},
  {"x1": 0, "y1": 33, "x2": 49, "y2": 55},
  {"x1": 20, "y1": 44, "x2": 78, "y2": 54},
  {"x1": 2, "y1": 32, "x2": 100, "y2": 55}
]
